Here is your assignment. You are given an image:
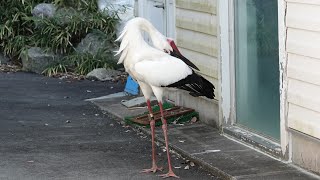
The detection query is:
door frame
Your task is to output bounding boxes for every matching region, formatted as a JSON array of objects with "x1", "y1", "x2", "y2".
[
  {"x1": 218, "y1": 0, "x2": 290, "y2": 160},
  {"x1": 136, "y1": 0, "x2": 176, "y2": 39}
]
